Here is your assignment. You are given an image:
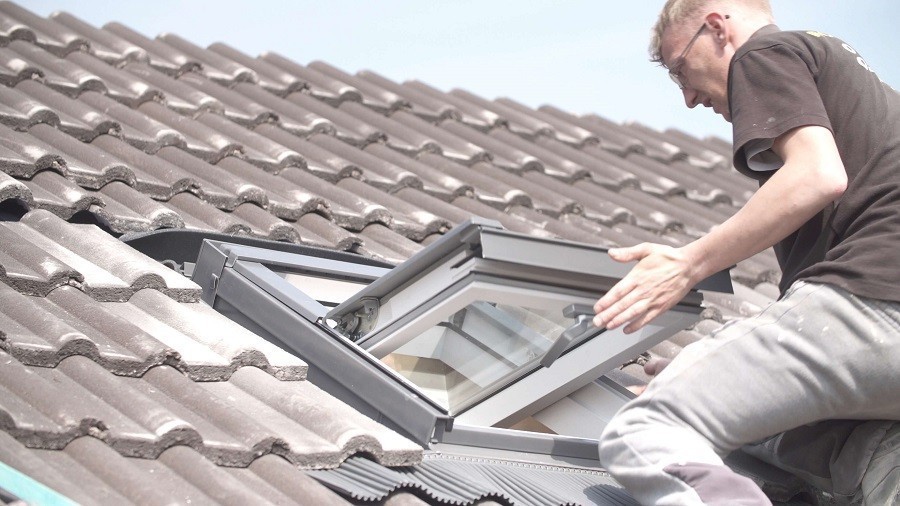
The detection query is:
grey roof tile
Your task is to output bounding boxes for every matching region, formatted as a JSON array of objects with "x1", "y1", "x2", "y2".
[
  {"x1": 177, "y1": 71, "x2": 275, "y2": 127},
  {"x1": 123, "y1": 60, "x2": 221, "y2": 115},
  {"x1": 404, "y1": 79, "x2": 504, "y2": 131},
  {"x1": 194, "y1": 111, "x2": 303, "y2": 172},
  {"x1": 48, "y1": 11, "x2": 149, "y2": 66},
  {"x1": 357, "y1": 223, "x2": 423, "y2": 264},
  {"x1": 580, "y1": 143, "x2": 683, "y2": 197},
  {"x1": 138, "y1": 101, "x2": 241, "y2": 162},
  {"x1": 102, "y1": 21, "x2": 201, "y2": 76},
  {"x1": 519, "y1": 171, "x2": 631, "y2": 226},
  {"x1": 507, "y1": 205, "x2": 616, "y2": 248},
  {"x1": 78, "y1": 91, "x2": 186, "y2": 153},
  {"x1": 22, "y1": 168, "x2": 100, "y2": 218},
  {"x1": 389, "y1": 110, "x2": 490, "y2": 165},
  {"x1": 437, "y1": 119, "x2": 543, "y2": 173},
  {"x1": 308, "y1": 60, "x2": 407, "y2": 113},
  {"x1": 357, "y1": 70, "x2": 460, "y2": 122},
  {"x1": 295, "y1": 212, "x2": 363, "y2": 252},
  {"x1": 90, "y1": 180, "x2": 185, "y2": 233},
  {"x1": 6, "y1": 40, "x2": 105, "y2": 97},
  {"x1": 88, "y1": 134, "x2": 199, "y2": 199},
  {"x1": 0, "y1": 168, "x2": 31, "y2": 205},
  {"x1": 309, "y1": 133, "x2": 422, "y2": 192},
  {"x1": 166, "y1": 191, "x2": 252, "y2": 235},
  {"x1": 495, "y1": 97, "x2": 601, "y2": 147},
  {"x1": 0, "y1": 221, "x2": 81, "y2": 295},
  {"x1": 488, "y1": 128, "x2": 591, "y2": 182},
  {"x1": 155, "y1": 146, "x2": 268, "y2": 209},
  {"x1": 0, "y1": 2, "x2": 88, "y2": 57},
  {"x1": 280, "y1": 166, "x2": 388, "y2": 230},
  {"x1": 252, "y1": 124, "x2": 359, "y2": 181},
  {"x1": 0, "y1": 431, "x2": 132, "y2": 505},
  {"x1": 260, "y1": 52, "x2": 362, "y2": 105},
  {"x1": 624, "y1": 155, "x2": 731, "y2": 205},
  {"x1": 531, "y1": 135, "x2": 640, "y2": 189},
  {"x1": 230, "y1": 201, "x2": 301, "y2": 242},
  {"x1": 213, "y1": 156, "x2": 322, "y2": 219},
  {"x1": 0, "y1": 127, "x2": 68, "y2": 177},
  {"x1": 538, "y1": 105, "x2": 643, "y2": 155},
  {"x1": 450, "y1": 196, "x2": 556, "y2": 239},
  {"x1": 157, "y1": 32, "x2": 257, "y2": 86},
  {"x1": 14, "y1": 80, "x2": 116, "y2": 140},
  {"x1": 234, "y1": 83, "x2": 334, "y2": 137},
  {"x1": 450, "y1": 88, "x2": 553, "y2": 139},
  {"x1": 65, "y1": 51, "x2": 163, "y2": 107},
  {"x1": 416, "y1": 154, "x2": 531, "y2": 211},
  {"x1": 0, "y1": 80, "x2": 61, "y2": 129},
  {"x1": 283, "y1": 90, "x2": 385, "y2": 146},
  {"x1": 208, "y1": 42, "x2": 309, "y2": 96},
  {"x1": 463, "y1": 160, "x2": 582, "y2": 217},
  {"x1": 0, "y1": 44, "x2": 43, "y2": 86},
  {"x1": 5, "y1": 210, "x2": 198, "y2": 301},
  {"x1": 364, "y1": 143, "x2": 473, "y2": 200},
  {"x1": 335, "y1": 177, "x2": 451, "y2": 241},
  {"x1": 339, "y1": 101, "x2": 435, "y2": 155},
  {"x1": 26, "y1": 123, "x2": 133, "y2": 188}
]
